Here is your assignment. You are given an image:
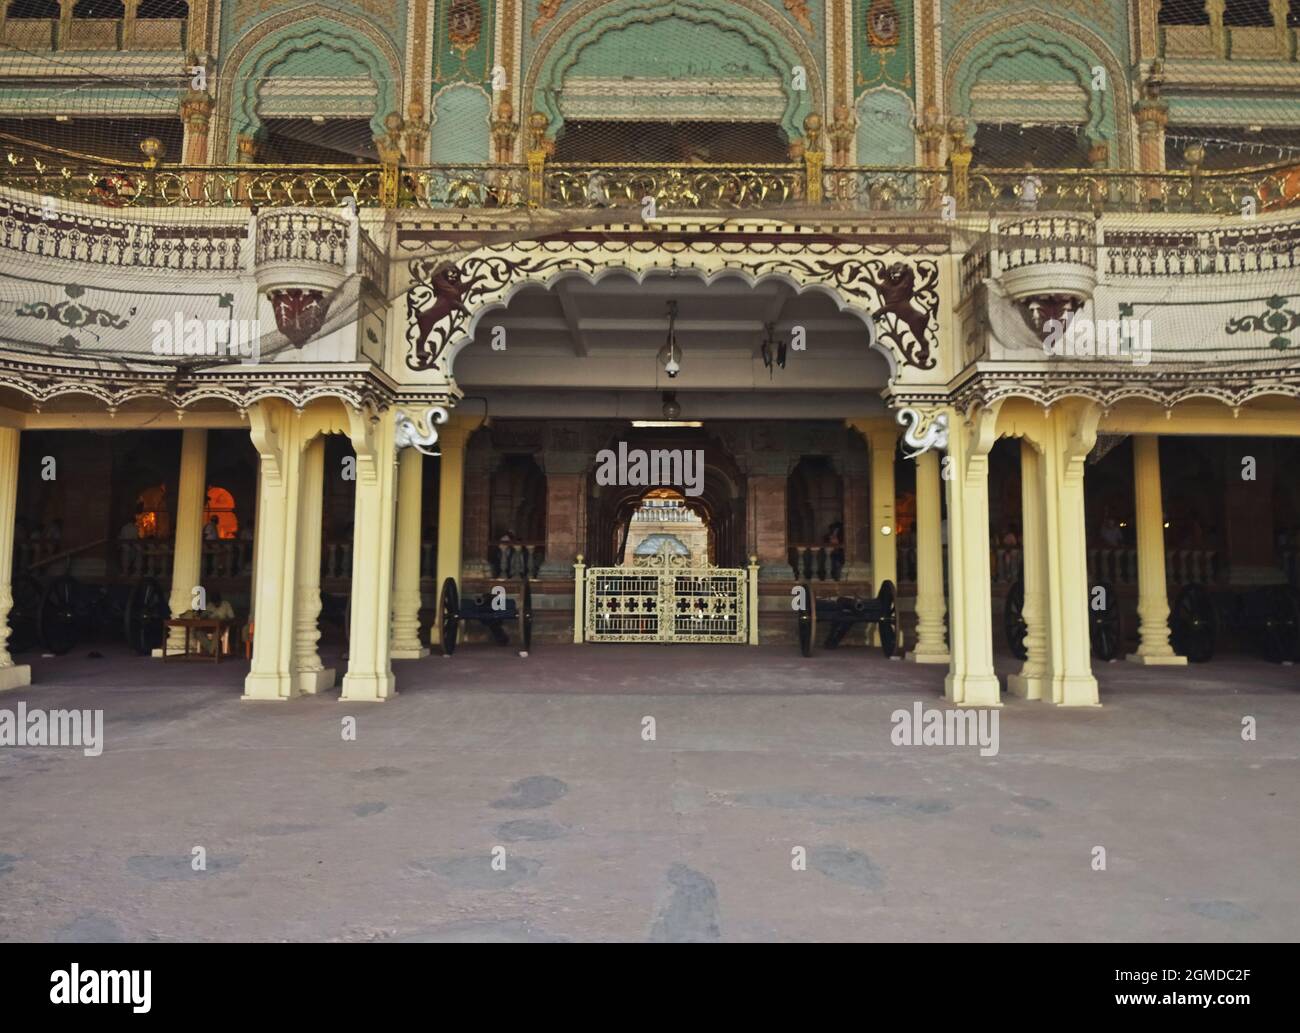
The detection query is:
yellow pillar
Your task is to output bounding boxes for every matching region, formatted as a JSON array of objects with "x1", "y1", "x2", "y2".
[
  {"x1": 867, "y1": 424, "x2": 898, "y2": 593},
  {"x1": 390, "y1": 447, "x2": 428, "y2": 659},
  {"x1": 1128, "y1": 435, "x2": 1186, "y2": 666},
  {"x1": 293, "y1": 436, "x2": 335, "y2": 694},
  {"x1": 340, "y1": 408, "x2": 400, "y2": 702},
  {"x1": 944, "y1": 406, "x2": 1001, "y2": 706},
  {"x1": 430, "y1": 417, "x2": 472, "y2": 646},
  {"x1": 244, "y1": 401, "x2": 303, "y2": 701},
  {"x1": 0, "y1": 426, "x2": 31, "y2": 692},
  {"x1": 164, "y1": 428, "x2": 207, "y2": 654},
  {"x1": 907, "y1": 448, "x2": 949, "y2": 664},
  {"x1": 1041, "y1": 402, "x2": 1101, "y2": 706},
  {"x1": 848, "y1": 418, "x2": 898, "y2": 647},
  {"x1": 1007, "y1": 440, "x2": 1049, "y2": 698}
]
